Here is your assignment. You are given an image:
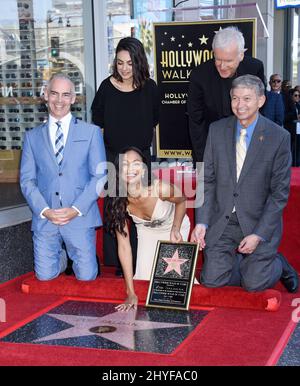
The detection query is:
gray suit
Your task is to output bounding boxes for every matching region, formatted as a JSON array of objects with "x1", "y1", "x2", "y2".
[{"x1": 195, "y1": 114, "x2": 291, "y2": 291}]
